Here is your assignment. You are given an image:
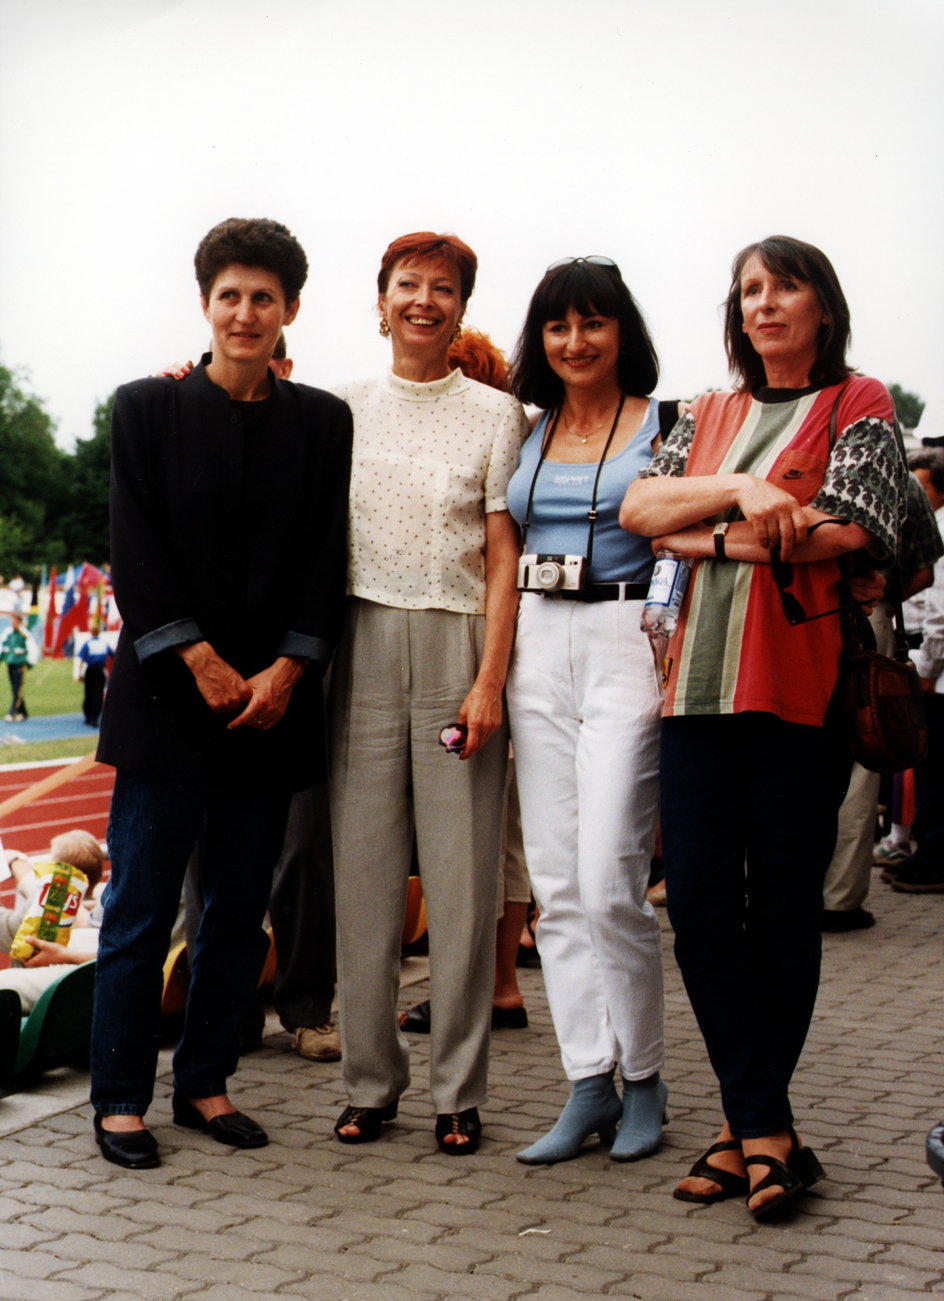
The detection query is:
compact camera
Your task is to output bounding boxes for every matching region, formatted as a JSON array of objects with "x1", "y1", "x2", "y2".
[{"x1": 517, "y1": 553, "x2": 587, "y2": 594}]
